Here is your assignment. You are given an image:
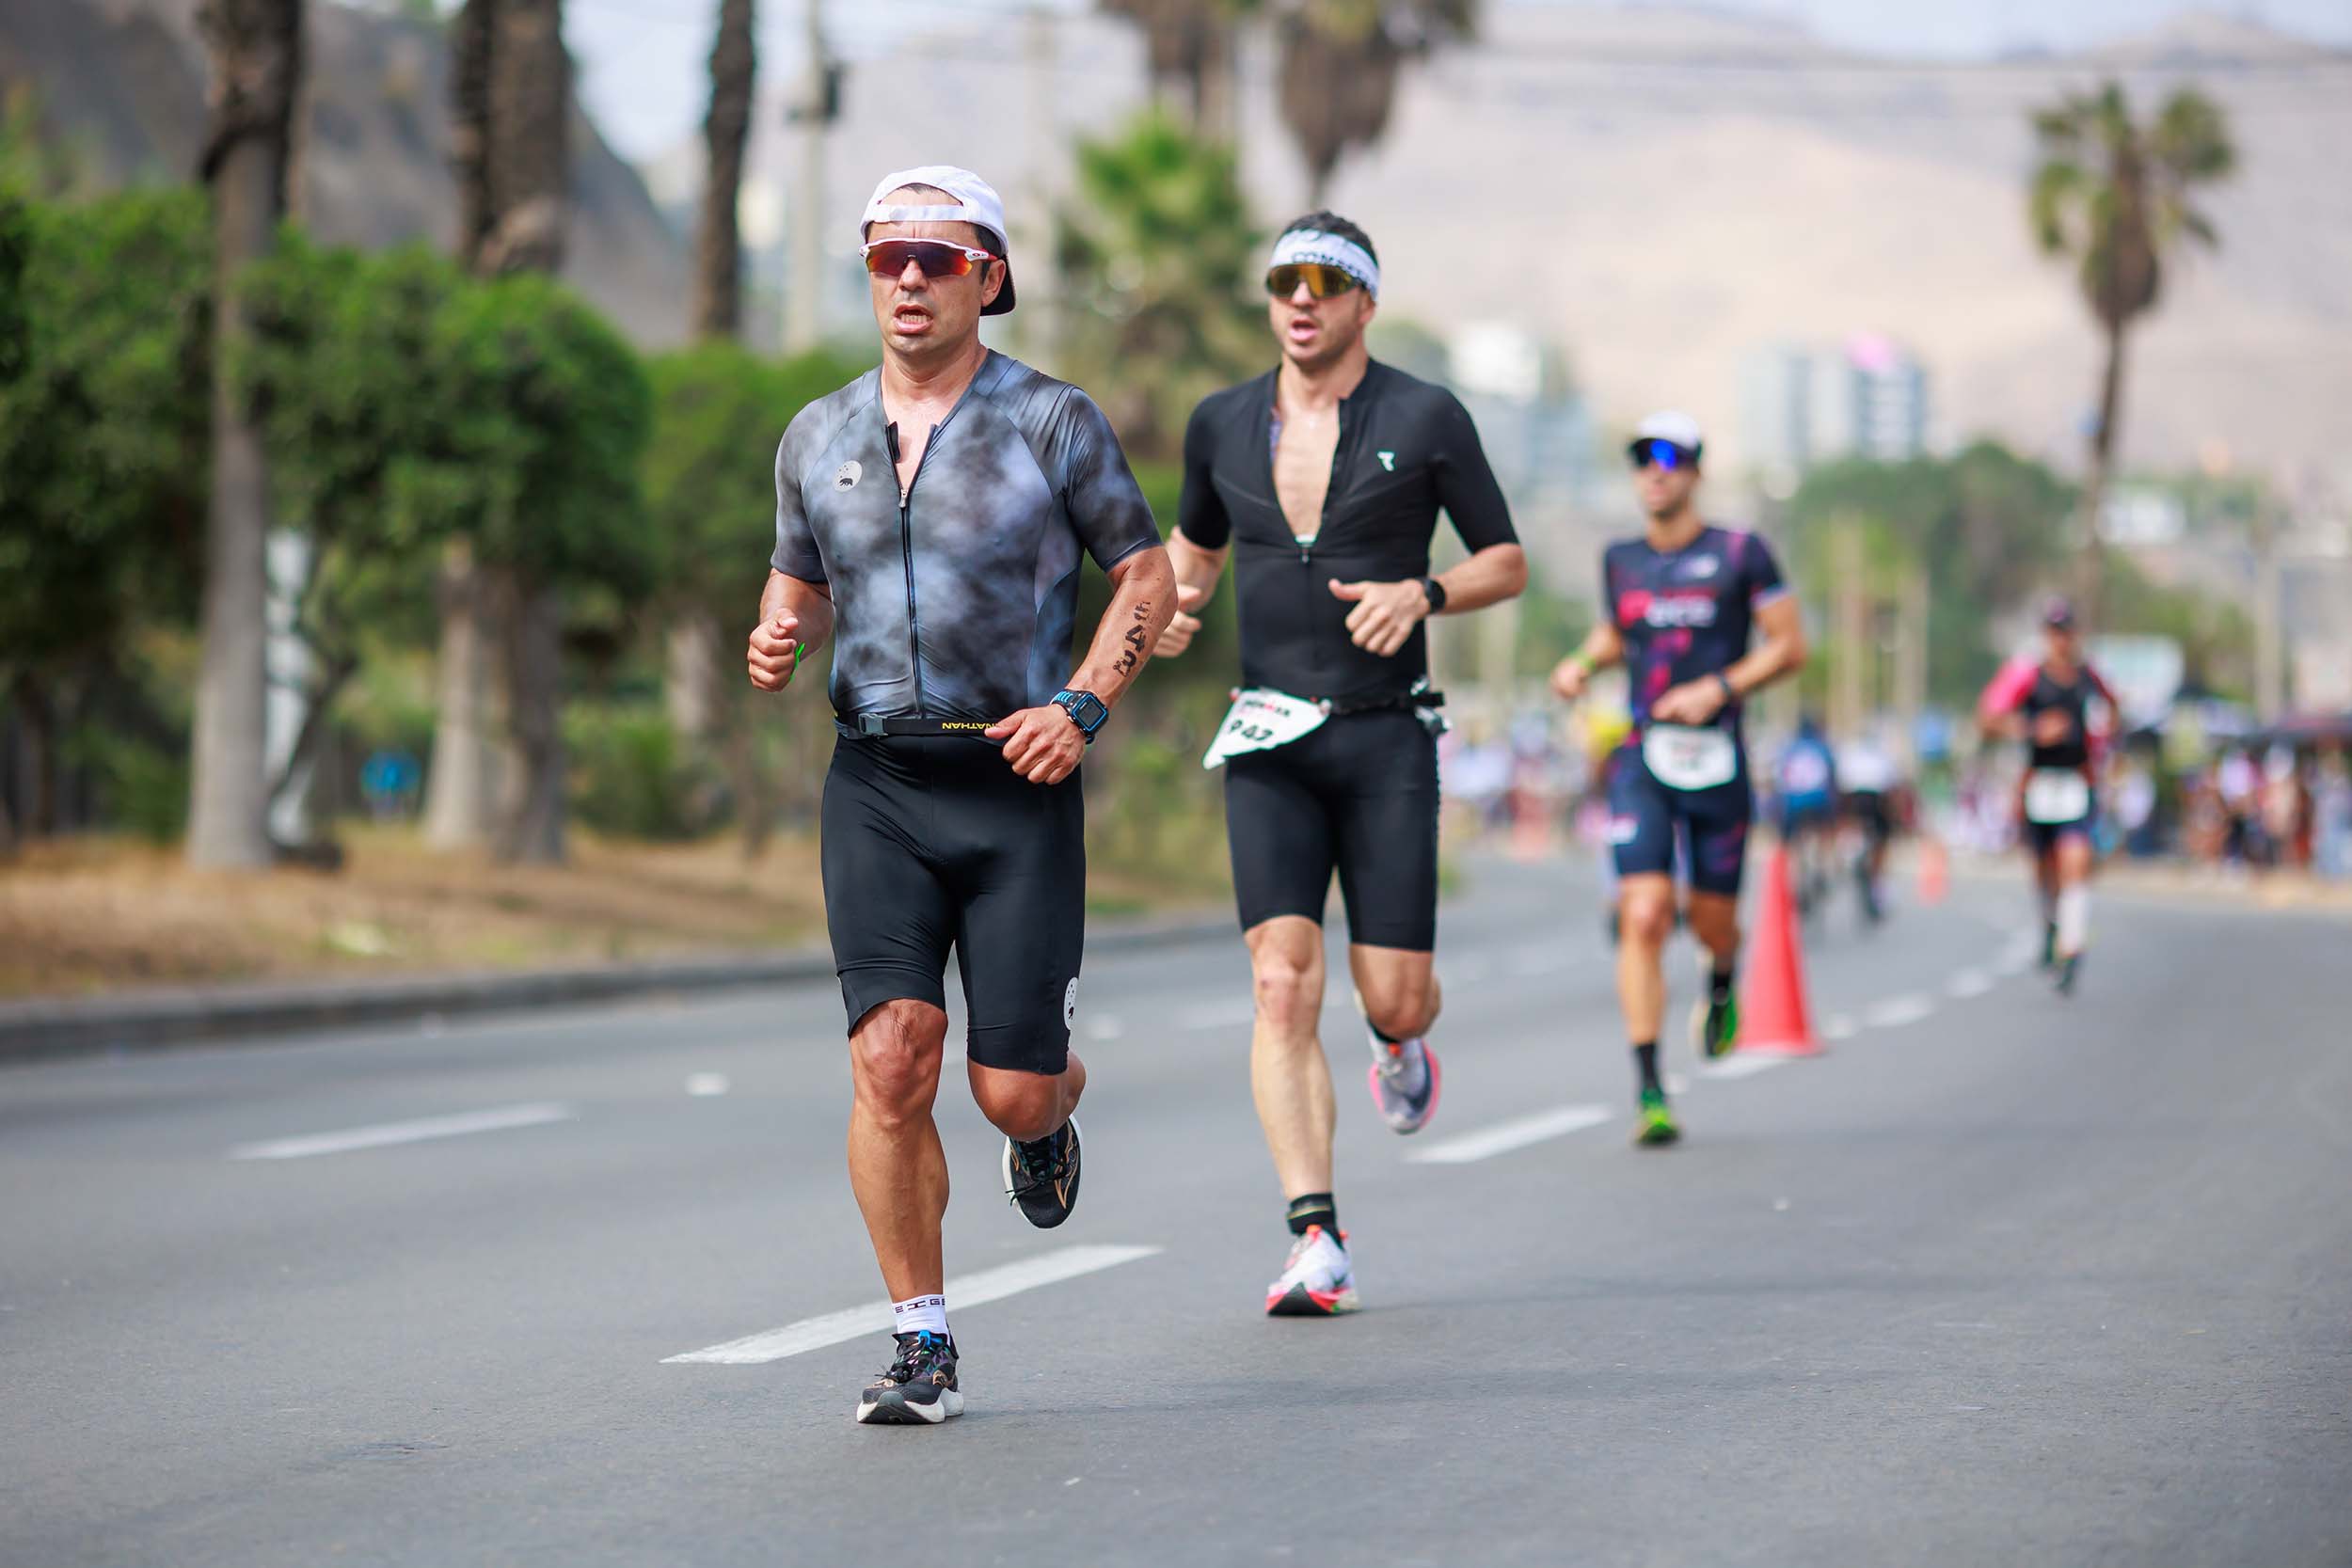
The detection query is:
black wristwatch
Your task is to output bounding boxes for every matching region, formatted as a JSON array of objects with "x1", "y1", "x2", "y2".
[
  {"x1": 1420, "y1": 577, "x2": 1448, "y2": 613},
  {"x1": 1051, "y1": 689, "x2": 1109, "y2": 742},
  {"x1": 1714, "y1": 671, "x2": 1739, "y2": 705}
]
